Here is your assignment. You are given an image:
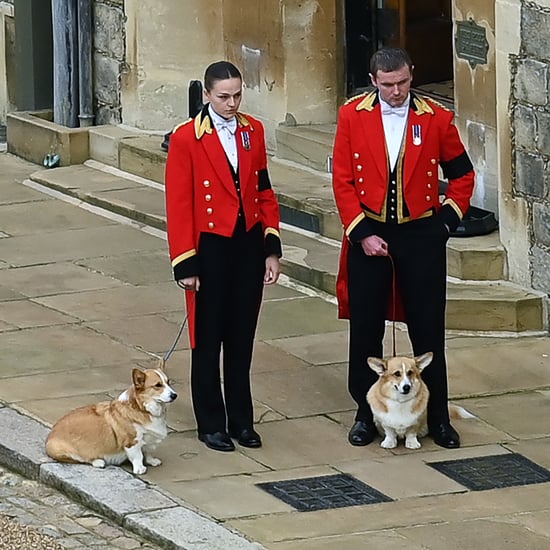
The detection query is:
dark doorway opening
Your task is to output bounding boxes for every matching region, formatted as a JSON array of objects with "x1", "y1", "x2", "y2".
[{"x1": 345, "y1": 0, "x2": 454, "y2": 103}]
